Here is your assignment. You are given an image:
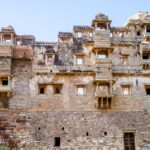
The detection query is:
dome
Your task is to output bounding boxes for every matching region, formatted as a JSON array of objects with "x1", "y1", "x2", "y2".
[
  {"x1": 125, "y1": 11, "x2": 150, "y2": 26},
  {"x1": 1, "y1": 25, "x2": 15, "y2": 32},
  {"x1": 95, "y1": 12, "x2": 109, "y2": 20}
]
